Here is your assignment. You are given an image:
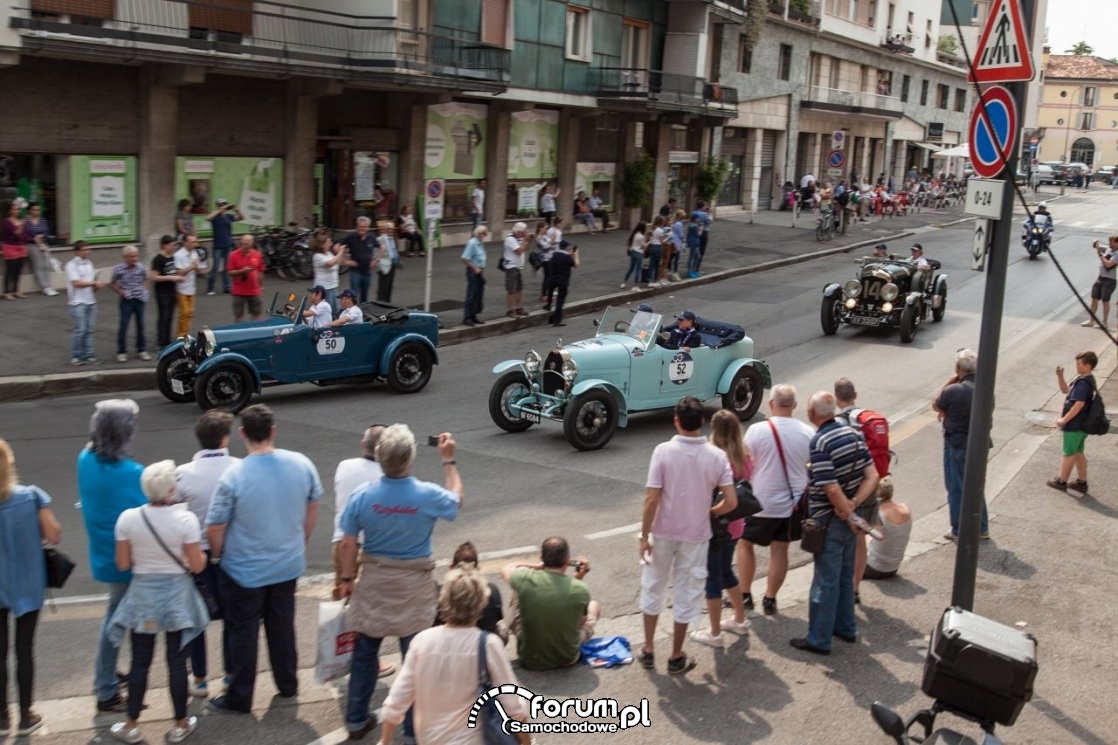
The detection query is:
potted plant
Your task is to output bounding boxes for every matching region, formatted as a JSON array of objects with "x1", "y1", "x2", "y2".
[{"x1": 620, "y1": 152, "x2": 655, "y2": 228}]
